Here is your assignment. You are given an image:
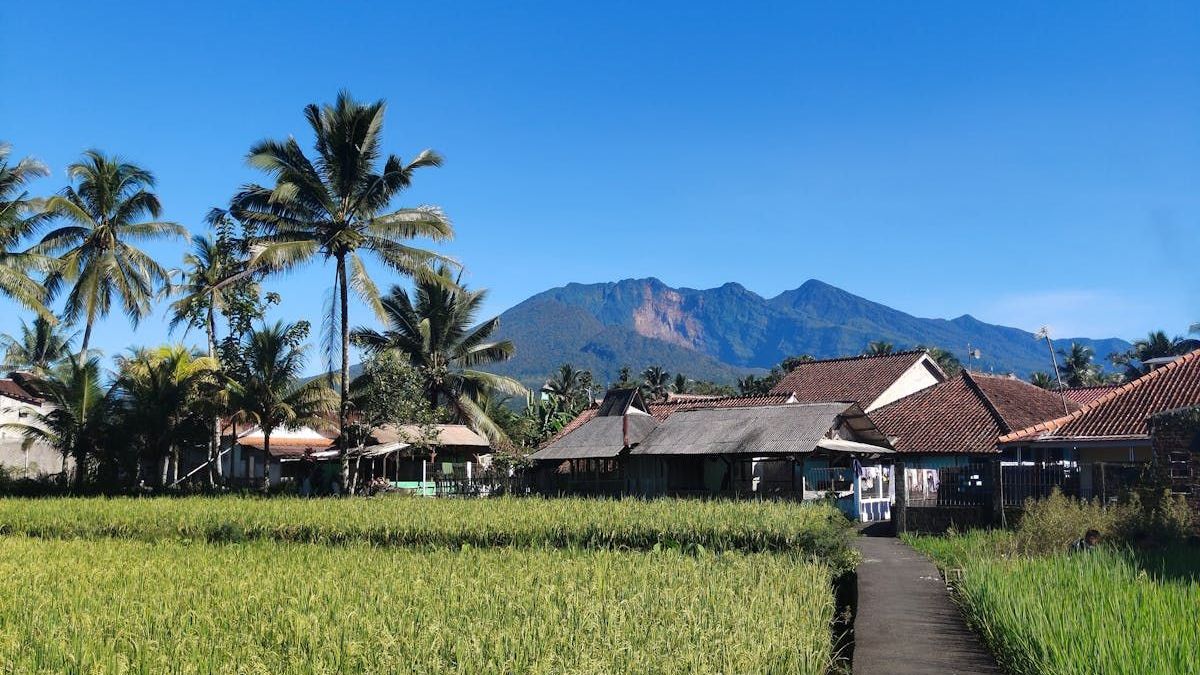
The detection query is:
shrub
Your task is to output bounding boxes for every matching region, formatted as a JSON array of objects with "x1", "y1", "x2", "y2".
[{"x1": 1014, "y1": 488, "x2": 1193, "y2": 555}]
